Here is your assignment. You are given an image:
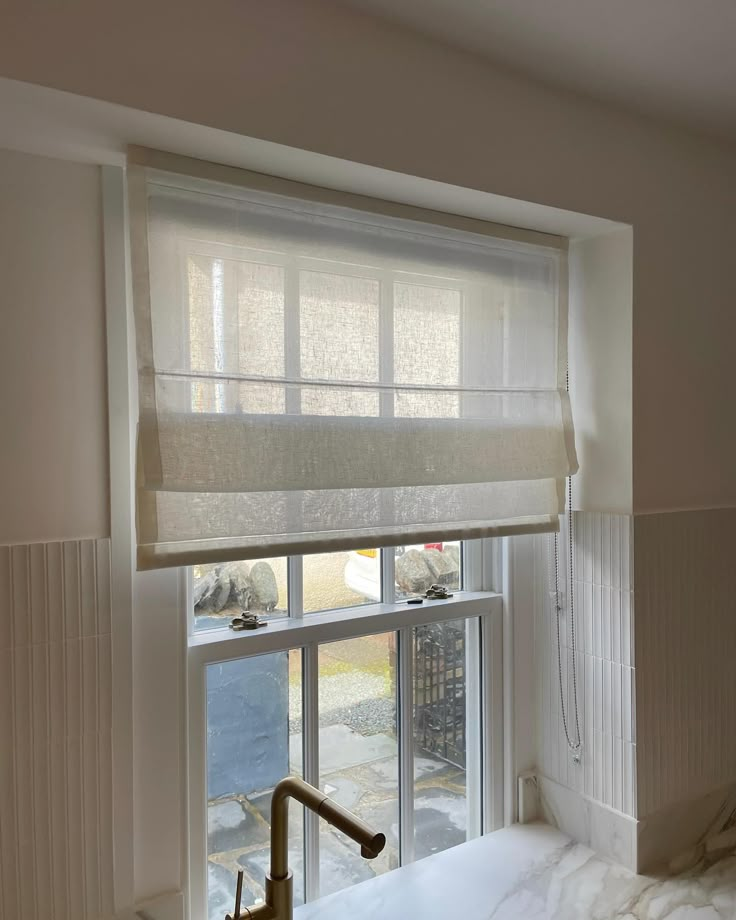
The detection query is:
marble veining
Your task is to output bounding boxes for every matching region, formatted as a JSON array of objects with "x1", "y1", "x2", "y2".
[
  {"x1": 538, "y1": 774, "x2": 637, "y2": 870},
  {"x1": 294, "y1": 824, "x2": 736, "y2": 920},
  {"x1": 637, "y1": 781, "x2": 736, "y2": 874}
]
